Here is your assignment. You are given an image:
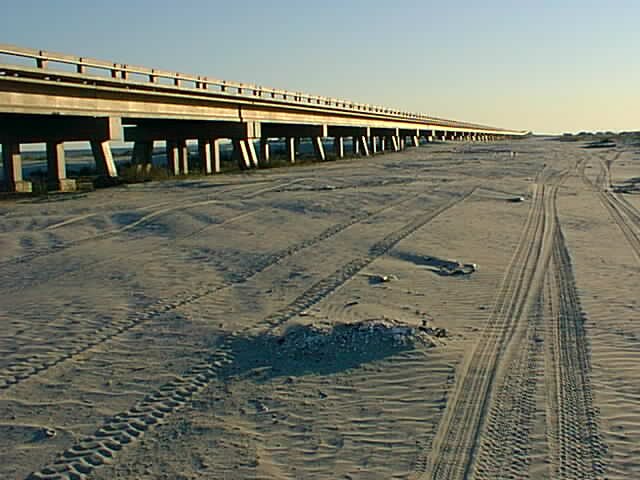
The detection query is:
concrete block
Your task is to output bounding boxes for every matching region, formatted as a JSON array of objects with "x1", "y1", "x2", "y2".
[{"x1": 48, "y1": 178, "x2": 77, "y2": 192}]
